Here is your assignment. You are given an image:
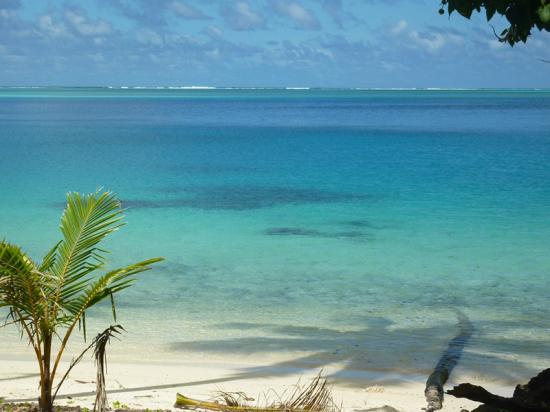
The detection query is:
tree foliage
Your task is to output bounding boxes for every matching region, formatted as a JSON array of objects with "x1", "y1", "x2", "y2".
[
  {"x1": 0, "y1": 191, "x2": 163, "y2": 412},
  {"x1": 439, "y1": 0, "x2": 550, "y2": 45}
]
